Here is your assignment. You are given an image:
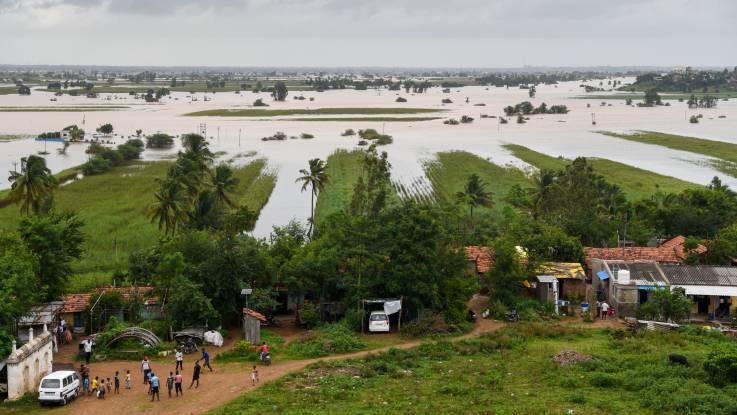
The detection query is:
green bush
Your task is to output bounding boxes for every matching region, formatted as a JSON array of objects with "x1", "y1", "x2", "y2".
[
  {"x1": 286, "y1": 322, "x2": 365, "y2": 358},
  {"x1": 704, "y1": 350, "x2": 737, "y2": 386},
  {"x1": 590, "y1": 373, "x2": 619, "y2": 388},
  {"x1": 298, "y1": 301, "x2": 320, "y2": 328}
]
